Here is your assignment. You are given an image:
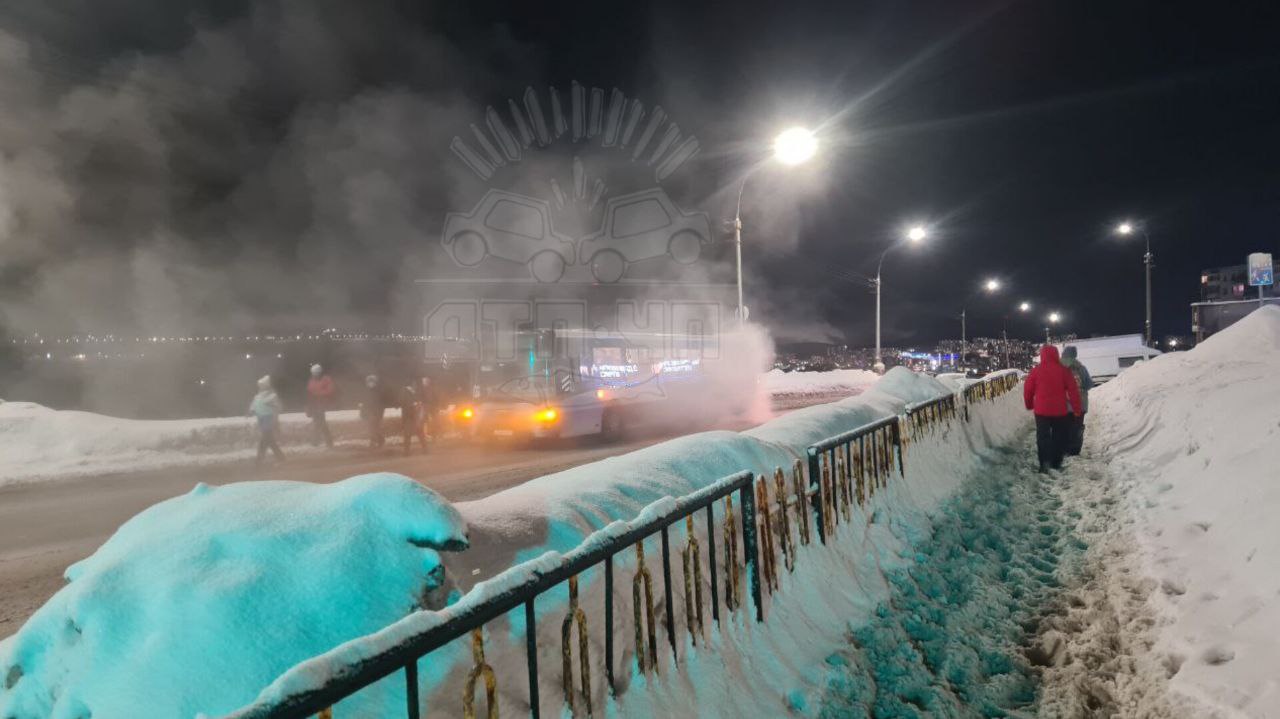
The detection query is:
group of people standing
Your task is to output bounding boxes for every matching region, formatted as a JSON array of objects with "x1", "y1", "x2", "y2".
[
  {"x1": 1023, "y1": 344, "x2": 1094, "y2": 473},
  {"x1": 247, "y1": 365, "x2": 441, "y2": 464}
]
